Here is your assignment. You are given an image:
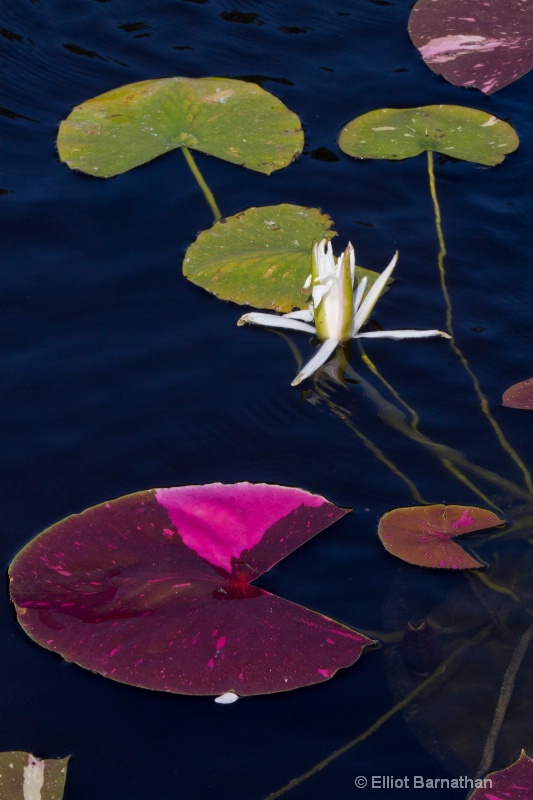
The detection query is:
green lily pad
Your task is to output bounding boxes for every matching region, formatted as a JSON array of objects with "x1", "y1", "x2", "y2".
[
  {"x1": 57, "y1": 77, "x2": 304, "y2": 177},
  {"x1": 338, "y1": 105, "x2": 519, "y2": 166},
  {"x1": 183, "y1": 204, "x2": 381, "y2": 312},
  {"x1": 0, "y1": 752, "x2": 69, "y2": 800},
  {"x1": 183, "y1": 204, "x2": 336, "y2": 312}
]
